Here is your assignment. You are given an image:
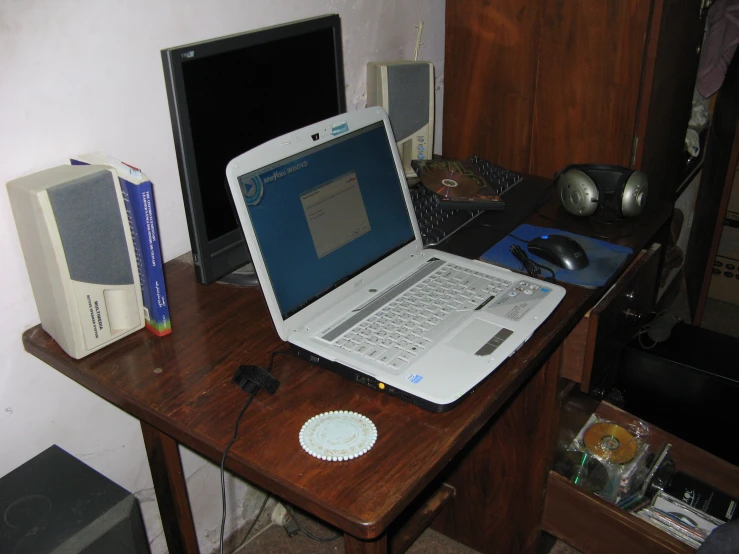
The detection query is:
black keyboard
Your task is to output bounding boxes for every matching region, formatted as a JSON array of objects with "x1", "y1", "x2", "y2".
[
  {"x1": 411, "y1": 156, "x2": 523, "y2": 246},
  {"x1": 469, "y1": 155, "x2": 524, "y2": 194}
]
